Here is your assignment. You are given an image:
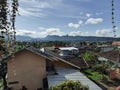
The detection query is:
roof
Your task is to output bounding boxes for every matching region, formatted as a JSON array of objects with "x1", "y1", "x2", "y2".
[
  {"x1": 65, "y1": 57, "x2": 88, "y2": 68},
  {"x1": 43, "y1": 48, "x2": 82, "y2": 69},
  {"x1": 112, "y1": 41, "x2": 120, "y2": 46},
  {"x1": 5, "y1": 46, "x2": 87, "y2": 69},
  {"x1": 2, "y1": 46, "x2": 54, "y2": 62},
  {"x1": 47, "y1": 67, "x2": 102, "y2": 90},
  {"x1": 100, "y1": 50, "x2": 119, "y2": 62},
  {"x1": 98, "y1": 57, "x2": 108, "y2": 61},
  {"x1": 59, "y1": 47, "x2": 78, "y2": 51}
]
